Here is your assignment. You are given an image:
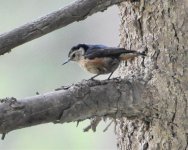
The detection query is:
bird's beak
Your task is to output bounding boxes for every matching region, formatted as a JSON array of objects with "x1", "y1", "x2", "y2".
[{"x1": 62, "y1": 59, "x2": 71, "y2": 65}]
